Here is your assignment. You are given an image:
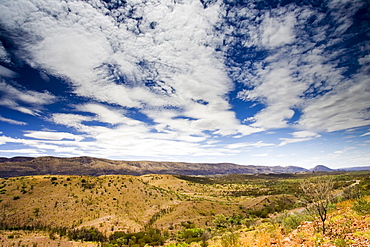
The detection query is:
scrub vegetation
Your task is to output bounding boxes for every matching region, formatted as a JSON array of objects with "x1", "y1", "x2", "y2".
[{"x1": 1, "y1": 171, "x2": 370, "y2": 246}]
